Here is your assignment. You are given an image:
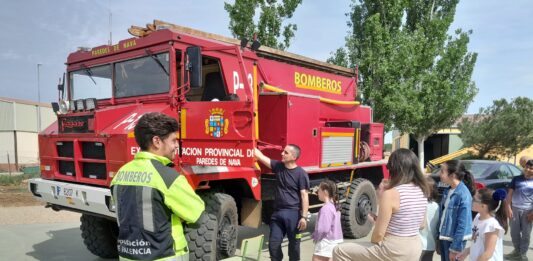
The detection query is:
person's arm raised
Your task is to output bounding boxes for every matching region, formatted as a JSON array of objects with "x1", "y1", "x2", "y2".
[{"x1": 254, "y1": 148, "x2": 271, "y2": 167}]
